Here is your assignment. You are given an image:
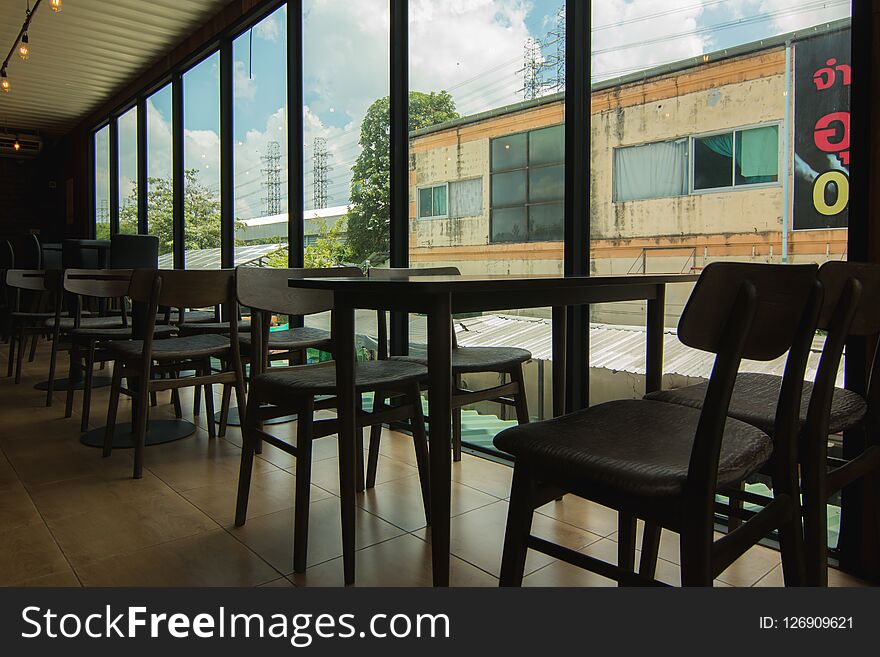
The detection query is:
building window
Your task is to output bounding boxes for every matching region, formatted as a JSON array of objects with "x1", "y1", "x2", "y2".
[
  {"x1": 448, "y1": 178, "x2": 482, "y2": 218},
  {"x1": 490, "y1": 124, "x2": 563, "y2": 243},
  {"x1": 418, "y1": 184, "x2": 448, "y2": 219},
  {"x1": 613, "y1": 139, "x2": 688, "y2": 202},
  {"x1": 692, "y1": 124, "x2": 779, "y2": 191}
]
